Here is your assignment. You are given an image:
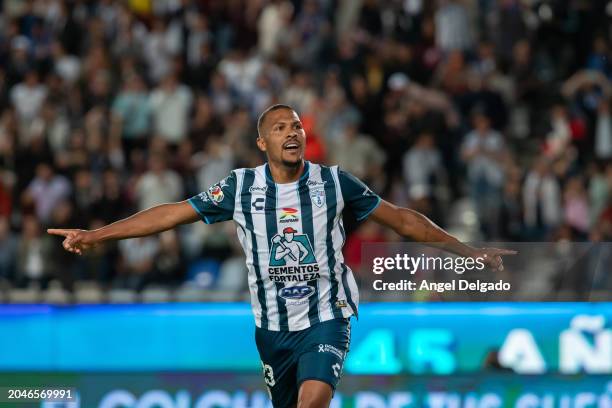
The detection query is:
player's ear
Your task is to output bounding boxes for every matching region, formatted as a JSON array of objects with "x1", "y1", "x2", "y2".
[{"x1": 256, "y1": 135, "x2": 267, "y2": 152}]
